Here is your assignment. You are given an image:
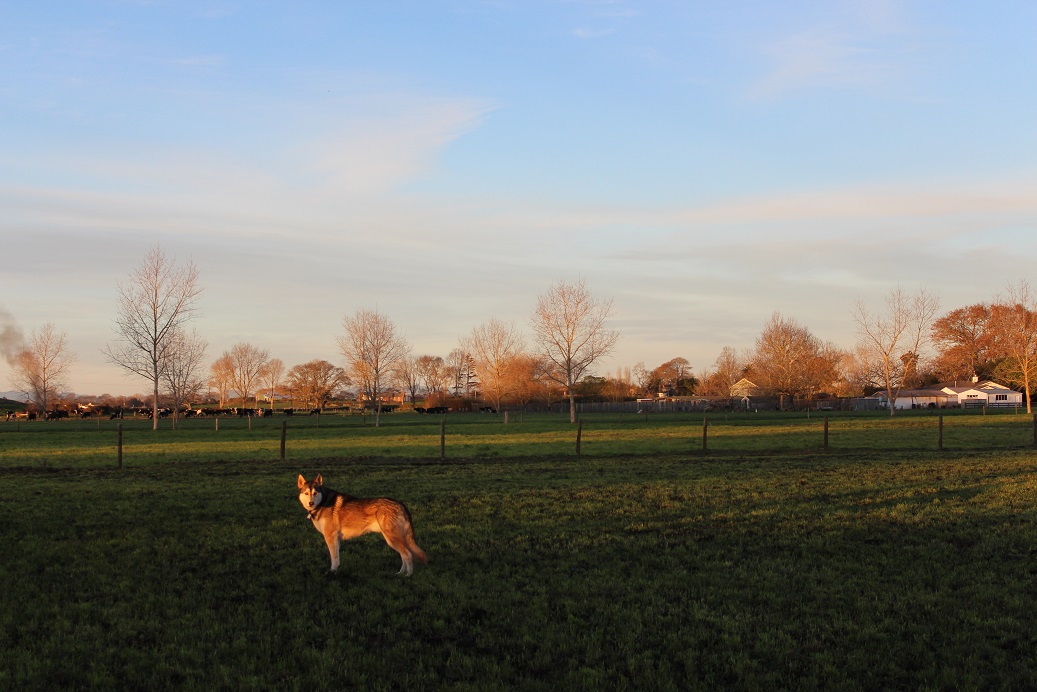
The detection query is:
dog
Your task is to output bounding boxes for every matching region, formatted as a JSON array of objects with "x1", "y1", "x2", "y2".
[{"x1": 297, "y1": 474, "x2": 428, "y2": 576}]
